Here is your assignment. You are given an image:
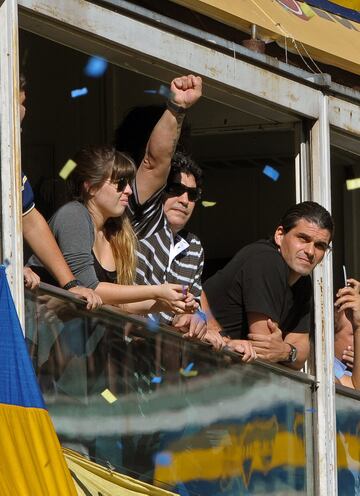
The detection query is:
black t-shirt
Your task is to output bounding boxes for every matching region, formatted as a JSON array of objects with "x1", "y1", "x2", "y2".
[{"x1": 203, "y1": 239, "x2": 312, "y2": 339}]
